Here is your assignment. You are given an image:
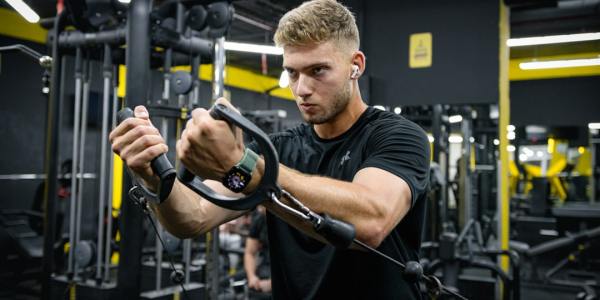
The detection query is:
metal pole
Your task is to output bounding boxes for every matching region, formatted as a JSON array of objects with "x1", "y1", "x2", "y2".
[
  {"x1": 190, "y1": 55, "x2": 201, "y2": 109},
  {"x1": 42, "y1": 11, "x2": 66, "y2": 299},
  {"x1": 104, "y1": 66, "x2": 119, "y2": 282},
  {"x1": 154, "y1": 120, "x2": 170, "y2": 291},
  {"x1": 207, "y1": 36, "x2": 226, "y2": 300},
  {"x1": 432, "y1": 104, "x2": 447, "y2": 235},
  {"x1": 212, "y1": 37, "x2": 225, "y2": 101},
  {"x1": 96, "y1": 44, "x2": 112, "y2": 282},
  {"x1": 183, "y1": 239, "x2": 191, "y2": 284},
  {"x1": 461, "y1": 113, "x2": 473, "y2": 226},
  {"x1": 67, "y1": 47, "x2": 83, "y2": 276},
  {"x1": 74, "y1": 58, "x2": 92, "y2": 278},
  {"x1": 118, "y1": 0, "x2": 151, "y2": 297}
]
